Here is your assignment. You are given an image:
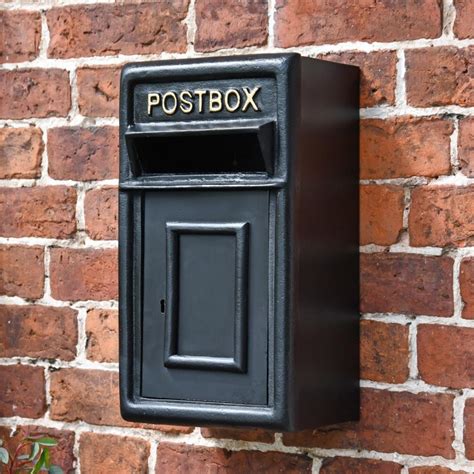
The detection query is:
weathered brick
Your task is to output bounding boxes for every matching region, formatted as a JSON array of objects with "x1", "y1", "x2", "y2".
[
  {"x1": 3, "y1": 426, "x2": 76, "y2": 473},
  {"x1": 0, "y1": 245, "x2": 44, "y2": 299},
  {"x1": 409, "y1": 186, "x2": 474, "y2": 247},
  {"x1": 195, "y1": 0, "x2": 268, "y2": 52},
  {"x1": 464, "y1": 399, "x2": 474, "y2": 459},
  {"x1": 48, "y1": 127, "x2": 118, "y2": 181},
  {"x1": 156, "y1": 443, "x2": 312, "y2": 473},
  {"x1": 50, "y1": 248, "x2": 118, "y2": 301},
  {"x1": 410, "y1": 468, "x2": 468, "y2": 474},
  {"x1": 50, "y1": 368, "x2": 192, "y2": 434},
  {"x1": 320, "y1": 51, "x2": 397, "y2": 107},
  {"x1": 361, "y1": 118, "x2": 453, "y2": 179},
  {"x1": 0, "y1": 127, "x2": 43, "y2": 179},
  {"x1": 0, "y1": 69, "x2": 71, "y2": 119},
  {"x1": 406, "y1": 47, "x2": 474, "y2": 107},
  {"x1": 86, "y1": 308, "x2": 118, "y2": 362},
  {"x1": 47, "y1": 3, "x2": 189, "y2": 59},
  {"x1": 283, "y1": 389, "x2": 454, "y2": 458},
  {"x1": 454, "y1": 0, "x2": 474, "y2": 39},
  {"x1": 0, "y1": 365, "x2": 46, "y2": 418},
  {"x1": 275, "y1": 0, "x2": 442, "y2": 47},
  {"x1": 201, "y1": 427, "x2": 275, "y2": 443},
  {"x1": 361, "y1": 320, "x2": 409, "y2": 383},
  {"x1": 459, "y1": 118, "x2": 474, "y2": 177},
  {"x1": 361, "y1": 253, "x2": 453, "y2": 316},
  {"x1": 418, "y1": 325, "x2": 474, "y2": 388},
  {"x1": 461, "y1": 258, "x2": 474, "y2": 319},
  {"x1": 0, "y1": 305, "x2": 77, "y2": 360},
  {"x1": 321, "y1": 457, "x2": 402, "y2": 474},
  {"x1": 360, "y1": 185, "x2": 404, "y2": 246},
  {"x1": 77, "y1": 66, "x2": 121, "y2": 117},
  {"x1": 84, "y1": 187, "x2": 118, "y2": 240},
  {"x1": 80, "y1": 432, "x2": 149, "y2": 474},
  {"x1": 0, "y1": 11, "x2": 41, "y2": 63},
  {"x1": 0, "y1": 186, "x2": 76, "y2": 238}
]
